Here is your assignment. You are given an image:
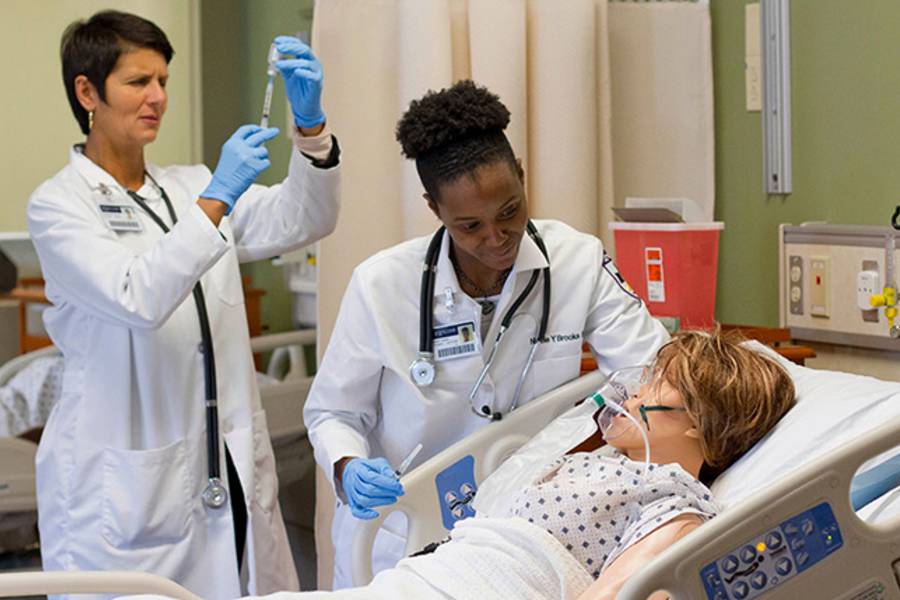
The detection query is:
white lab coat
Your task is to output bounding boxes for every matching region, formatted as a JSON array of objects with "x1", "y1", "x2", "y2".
[
  {"x1": 27, "y1": 144, "x2": 340, "y2": 600},
  {"x1": 303, "y1": 219, "x2": 669, "y2": 588}
]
